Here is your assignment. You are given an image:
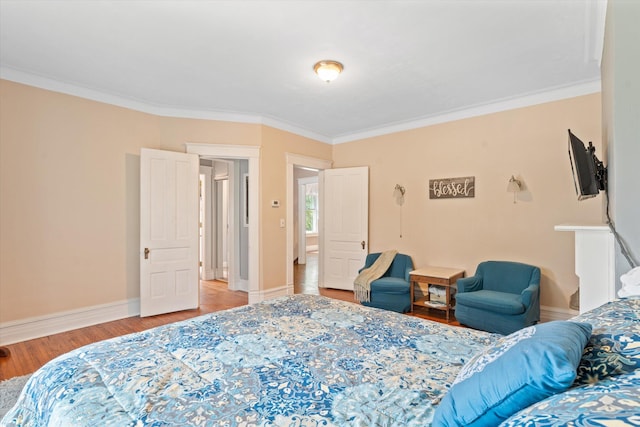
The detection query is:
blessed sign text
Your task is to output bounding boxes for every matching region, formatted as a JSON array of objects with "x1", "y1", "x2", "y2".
[{"x1": 429, "y1": 176, "x2": 475, "y2": 199}]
